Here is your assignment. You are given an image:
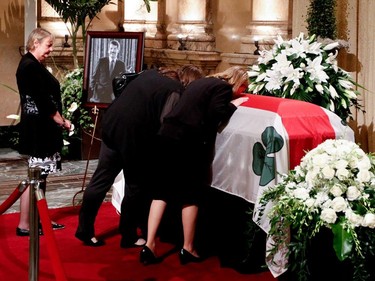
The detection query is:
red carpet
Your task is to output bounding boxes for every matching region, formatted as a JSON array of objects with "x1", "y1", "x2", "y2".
[{"x1": 0, "y1": 202, "x2": 276, "y2": 281}]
